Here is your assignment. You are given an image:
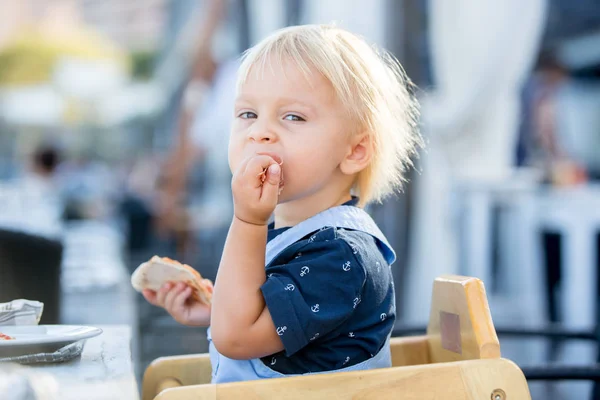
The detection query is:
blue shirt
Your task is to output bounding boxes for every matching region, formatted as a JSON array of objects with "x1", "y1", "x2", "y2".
[{"x1": 260, "y1": 199, "x2": 396, "y2": 374}]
